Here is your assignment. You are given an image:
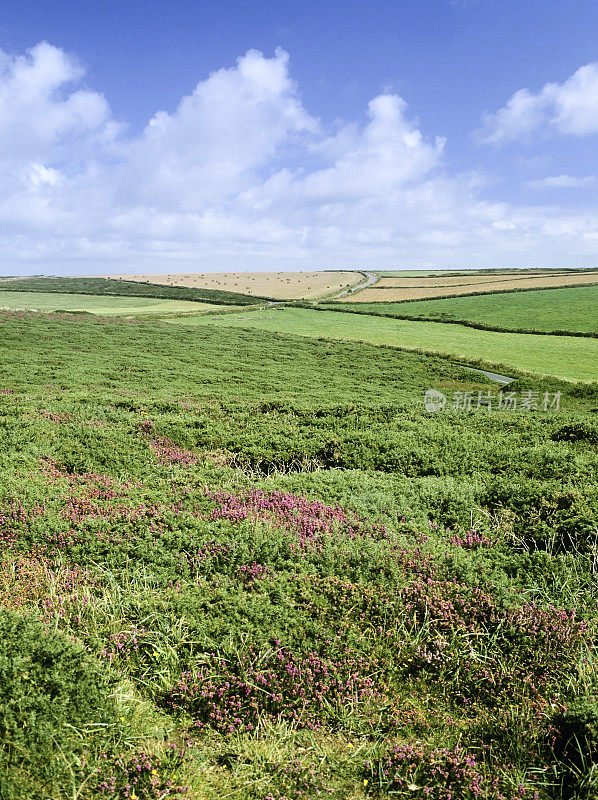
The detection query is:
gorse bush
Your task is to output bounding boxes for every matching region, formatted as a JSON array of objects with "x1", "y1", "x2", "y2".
[
  {"x1": 0, "y1": 608, "x2": 115, "y2": 795},
  {"x1": 556, "y1": 698, "x2": 598, "y2": 759},
  {"x1": 0, "y1": 607, "x2": 114, "y2": 751}
]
